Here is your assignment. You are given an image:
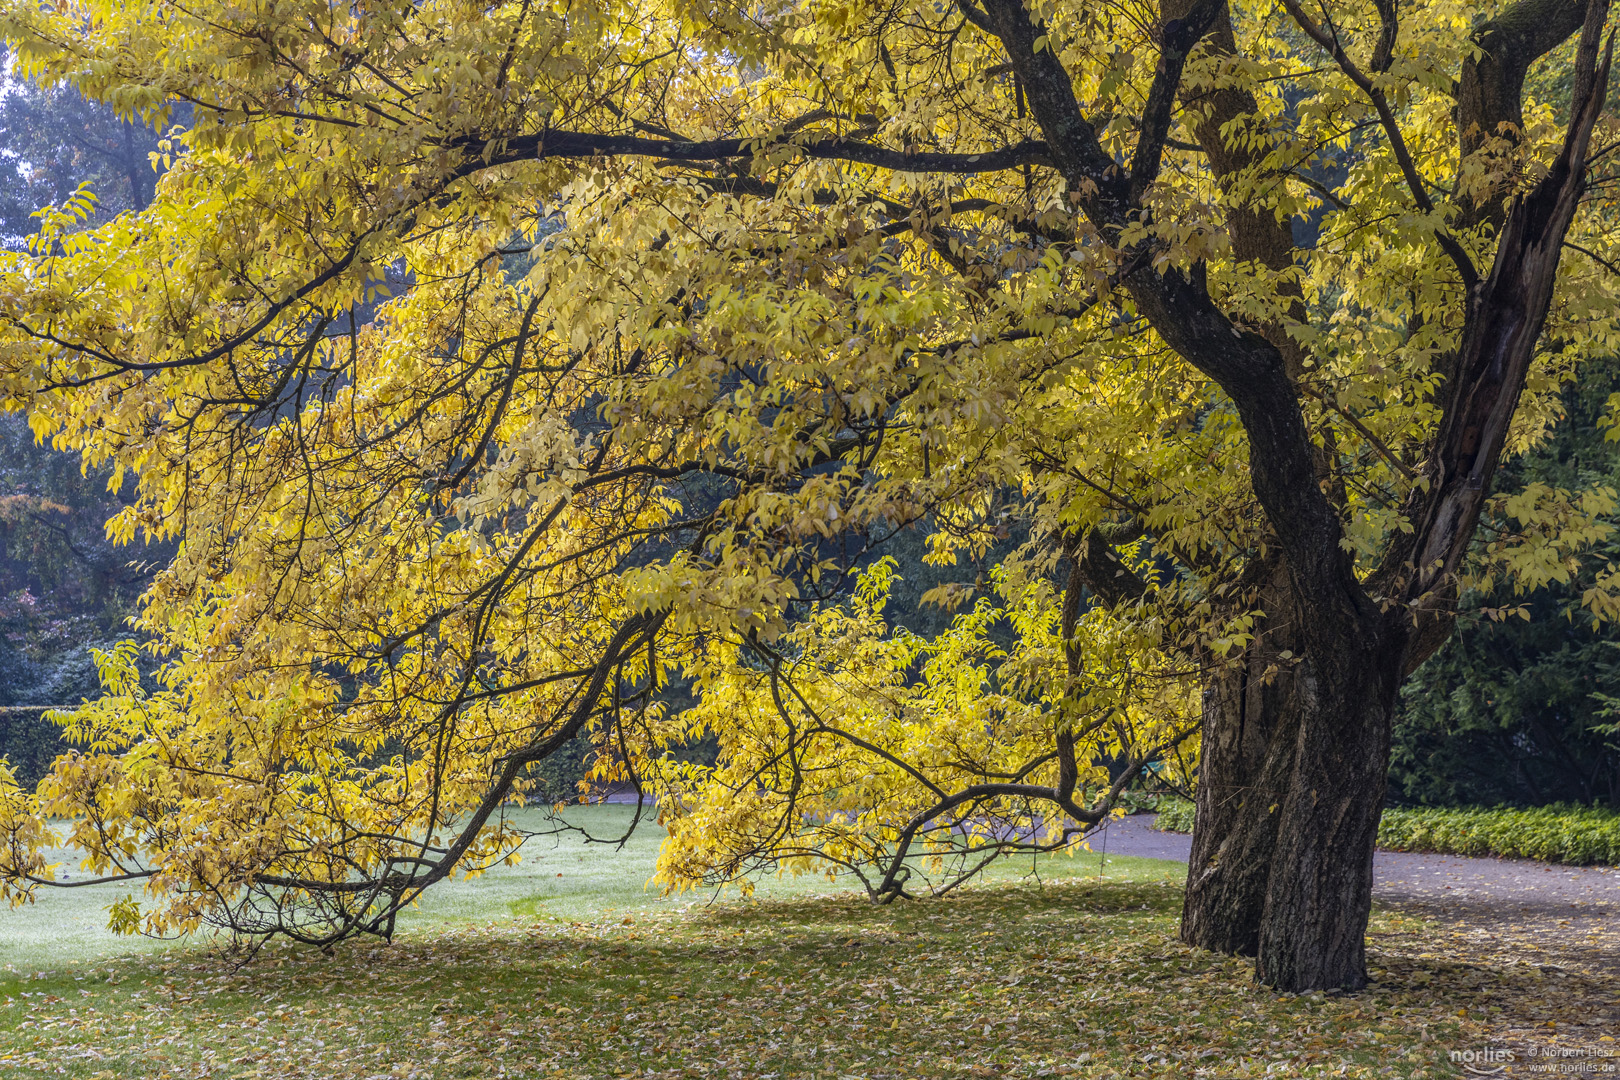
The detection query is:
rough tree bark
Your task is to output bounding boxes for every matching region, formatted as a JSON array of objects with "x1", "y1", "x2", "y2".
[
  {"x1": 1193, "y1": 0, "x2": 1608, "y2": 988},
  {"x1": 1179, "y1": 557, "x2": 1306, "y2": 957},
  {"x1": 1458, "y1": 0, "x2": 1591, "y2": 230},
  {"x1": 1162, "y1": 0, "x2": 1320, "y2": 960}
]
